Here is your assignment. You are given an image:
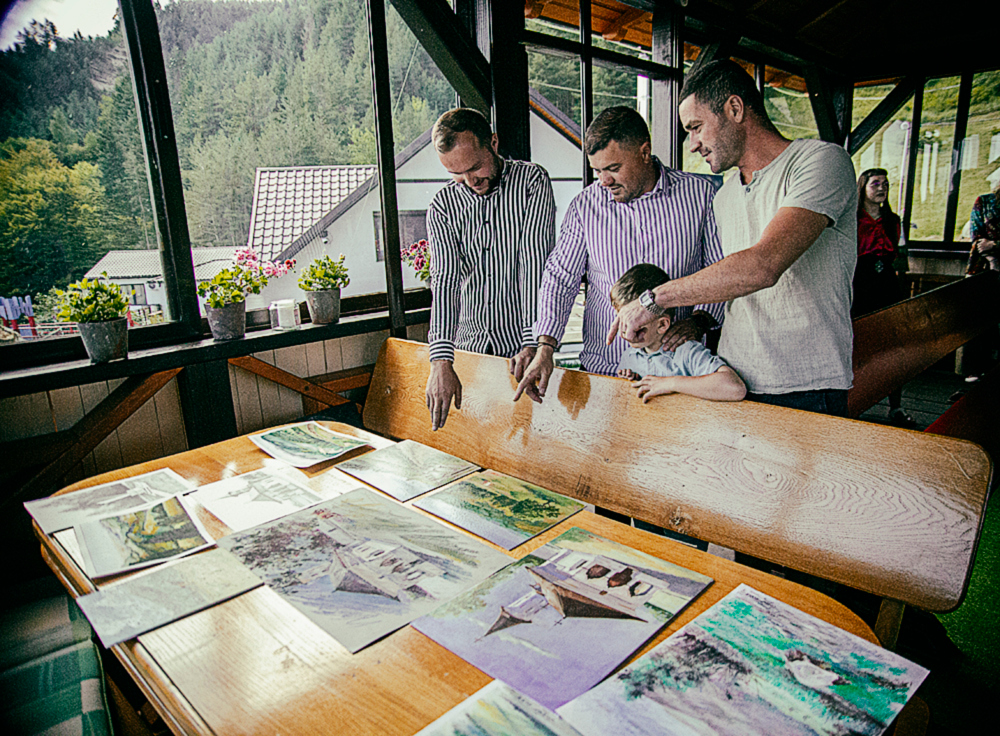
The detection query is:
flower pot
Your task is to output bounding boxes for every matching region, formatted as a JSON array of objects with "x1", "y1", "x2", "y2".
[
  {"x1": 78, "y1": 318, "x2": 128, "y2": 363},
  {"x1": 306, "y1": 289, "x2": 341, "y2": 325},
  {"x1": 206, "y1": 300, "x2": 246, "y2": 341}
]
